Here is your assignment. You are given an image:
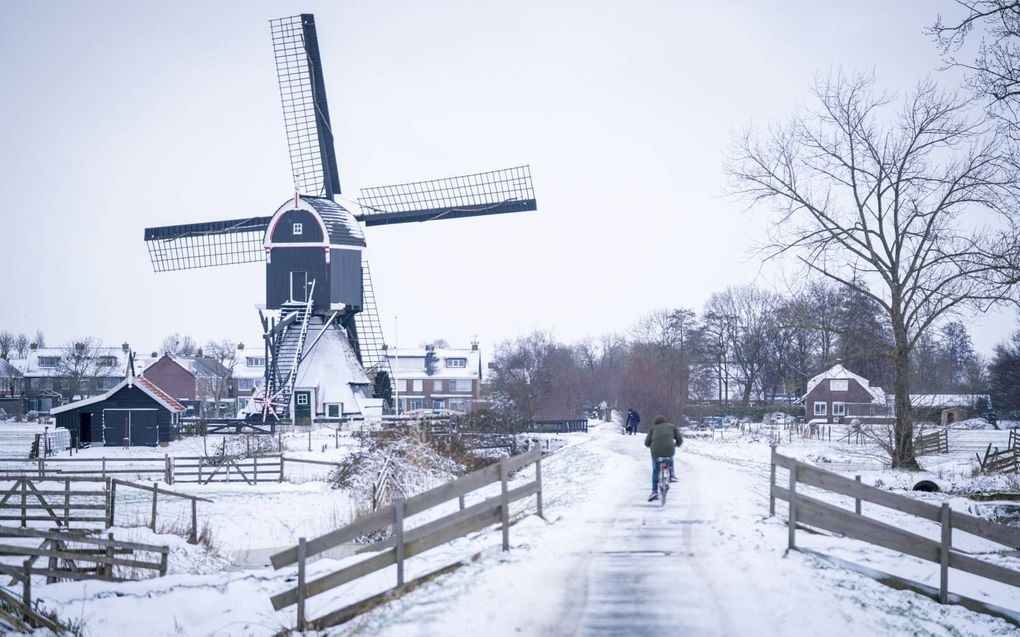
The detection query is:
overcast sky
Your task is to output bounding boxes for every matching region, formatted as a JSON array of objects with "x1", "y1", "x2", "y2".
[{"x1": 0, "y1": 0, "x2": 1014, "y2": 358}]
